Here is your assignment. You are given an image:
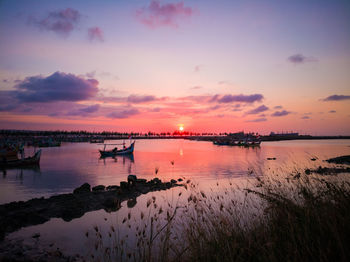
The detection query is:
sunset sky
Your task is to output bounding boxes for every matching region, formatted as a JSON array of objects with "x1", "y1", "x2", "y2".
[{"x1": 0, "y1": 0, "x2": 349, "y2": 135}]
